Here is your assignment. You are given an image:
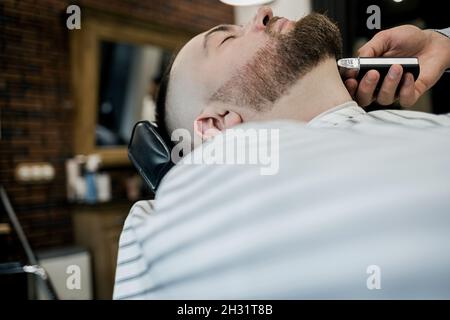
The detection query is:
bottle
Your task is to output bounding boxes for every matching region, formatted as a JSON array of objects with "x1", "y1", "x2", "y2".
[
  {"x1": 96, "y1": 173, "x2": 111, "y2": 203},
  {"x1": 85, "y1": 154, "x2": 101, "y2": 204}
]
